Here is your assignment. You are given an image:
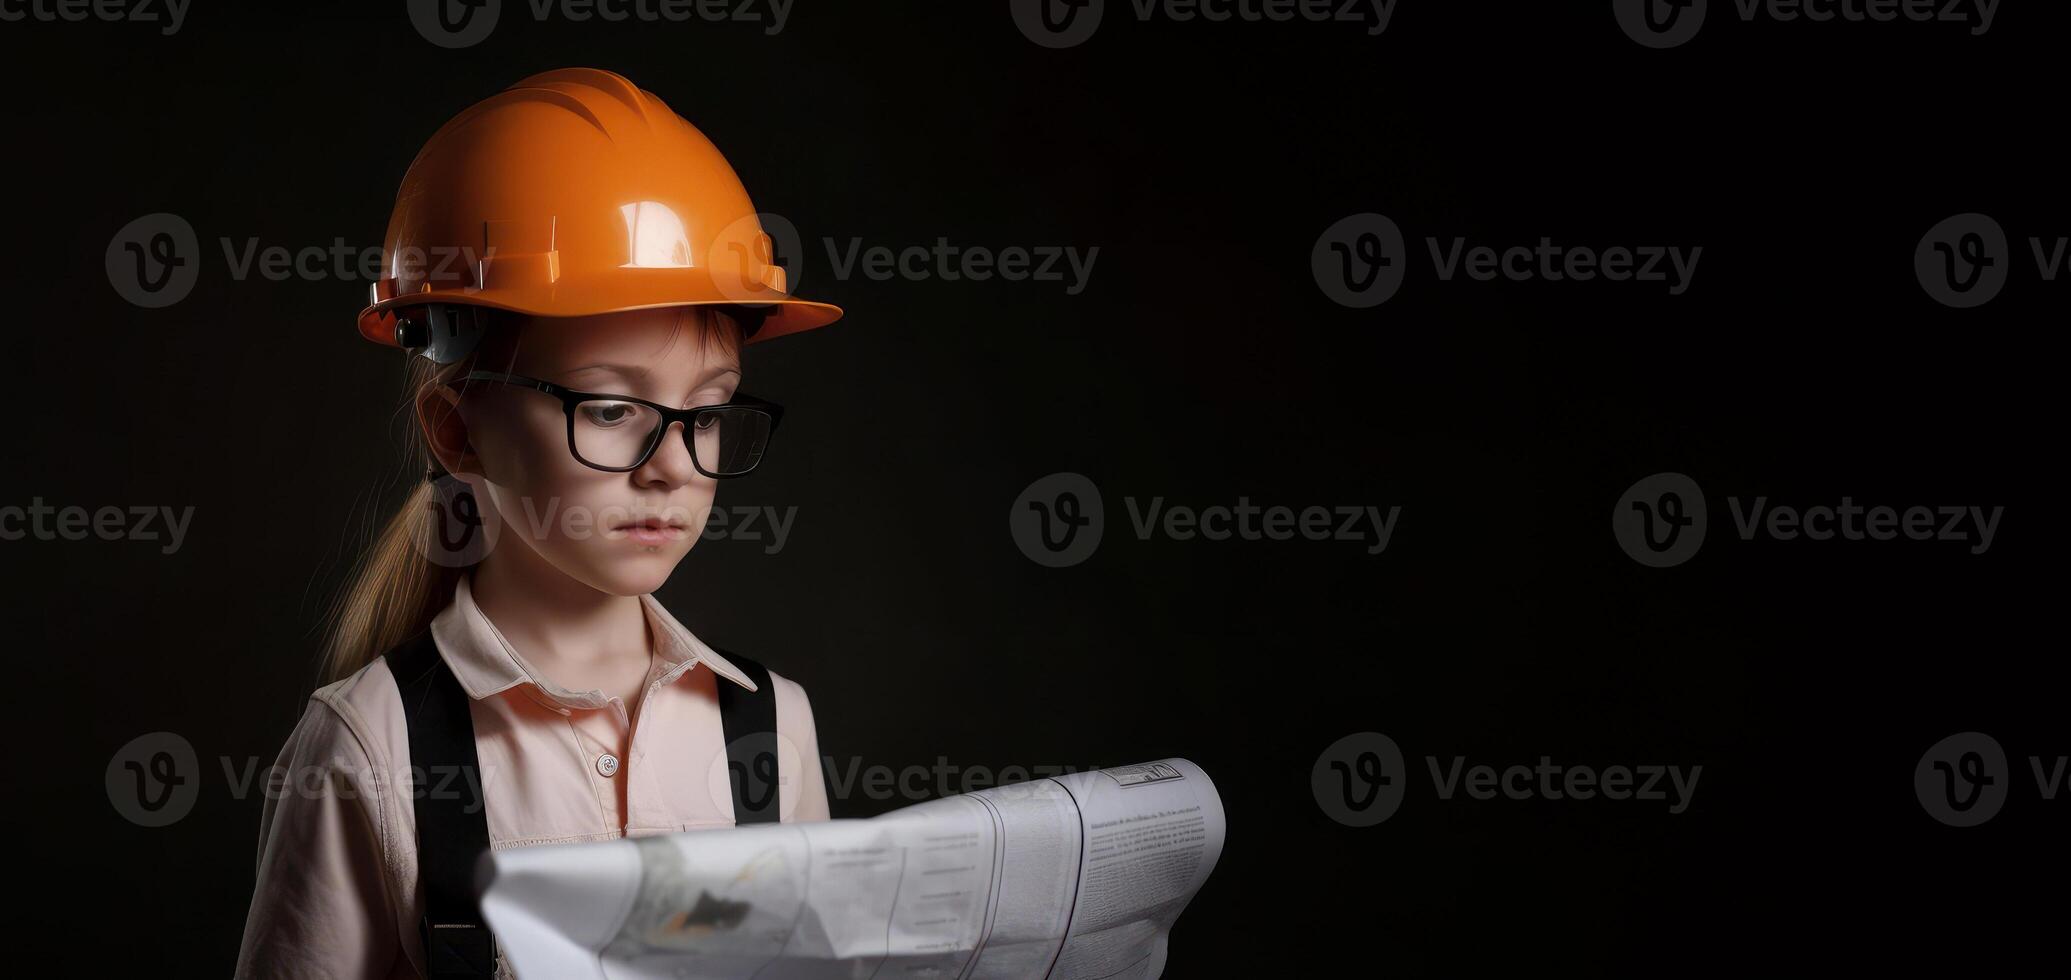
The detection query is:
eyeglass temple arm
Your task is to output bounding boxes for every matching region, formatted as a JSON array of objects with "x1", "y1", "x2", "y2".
[{"x1": 460, "y1": 370, "x2": 562, "y2": 395}]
